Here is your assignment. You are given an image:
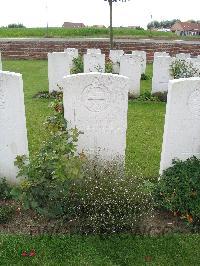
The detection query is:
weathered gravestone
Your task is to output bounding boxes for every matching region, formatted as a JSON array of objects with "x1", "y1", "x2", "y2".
[
  {"x1": 132, "y1": 50, "x2": 146, "y2": 74},
  {"x1": 160, "y1": 77, "x2": 200, "y2": 174},
  {"x1": 62, "y1": 73, "x2": 129, "y2": 163},
  {"x1": 87, "y1": 48, "x2": 101, "y2": 54},
  {"x1": 152, "y1": 56, "x2": 173, "y2": 94},
  {"x1": 120, "y1": 54, "x2": 141, "y2": 96},
  {"x1": 48, "y1": 52, "x2": 70, "y2": 93},
  {"x1": 84, "y1": 53, "x2": 105, "y2": 73},
  {"x1": 0, "y1": 71, "x2": 29, "y2": 183},
  {"x1": 64, "y1": 48, "x2": 79, "y2": 69},
  {"x1": 109, "y1": 50, "x2": 124, "y2": 74},
  {"x1": 176, "y1": 53, "x2": 191, "y2": 60}
]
